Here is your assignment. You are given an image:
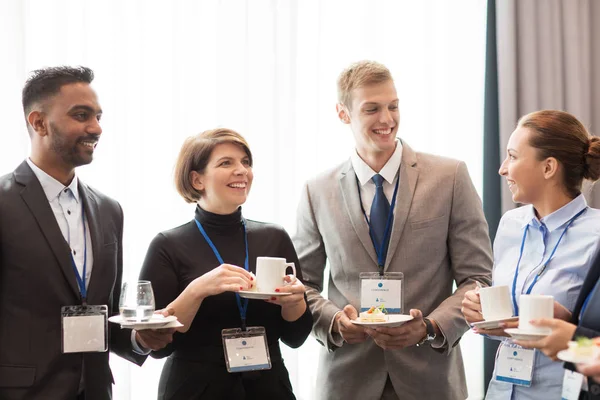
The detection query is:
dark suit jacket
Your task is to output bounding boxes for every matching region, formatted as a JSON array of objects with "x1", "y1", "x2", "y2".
[
  {"x1": 567, "y1": 250, "x2": 600, "y2": 399},
  {"x1": 0, "y1": 161, "x2": 144, "y2": 400}
]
